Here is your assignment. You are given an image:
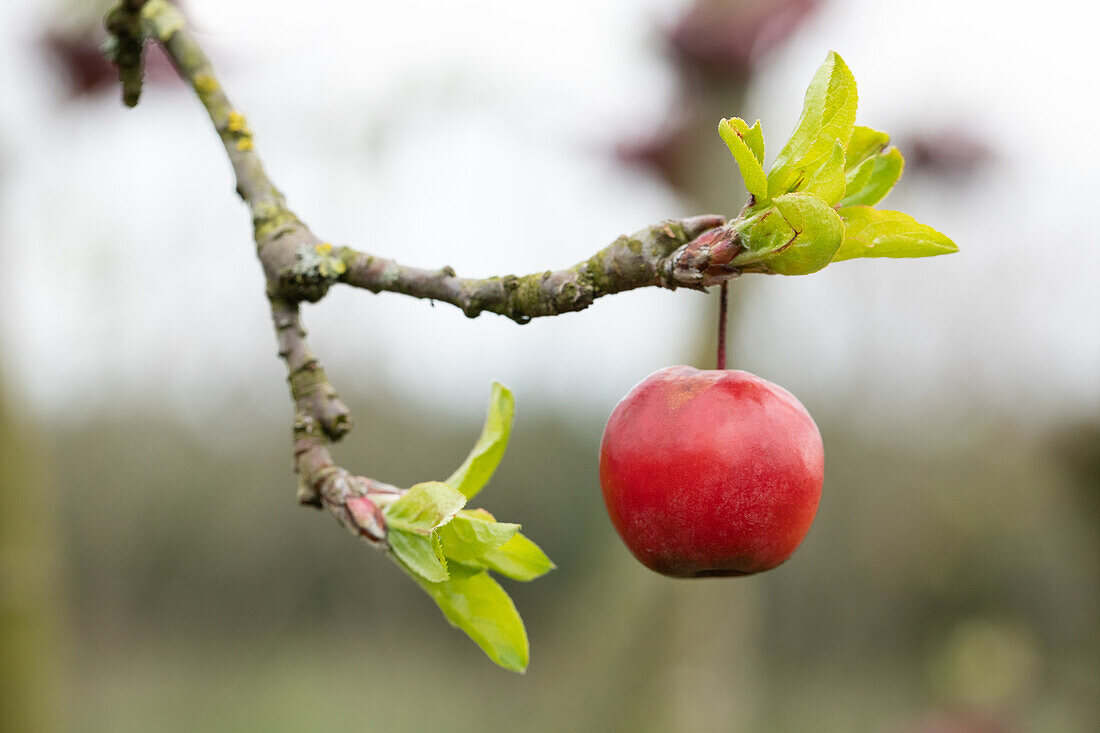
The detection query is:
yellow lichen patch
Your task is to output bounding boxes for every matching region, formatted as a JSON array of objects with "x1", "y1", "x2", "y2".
[
  {"x1": 236, "y1": 137, "x2": 254, "y2": 151},
  {"x1": 193, "y1": 74, "x2": 218, "y2": 95},
  {"x1": 227, "y1": 111, "x2": 247, "y2": 133},
  {"x1": 253, "y1": 210, "x2": 299, "y2": 244},
  {"x1": 315, "y1": 243, "x2": 333, "y2": 255},
  {"x1": 141, "y1": 0, "x2": 186, "y2": 41}
]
